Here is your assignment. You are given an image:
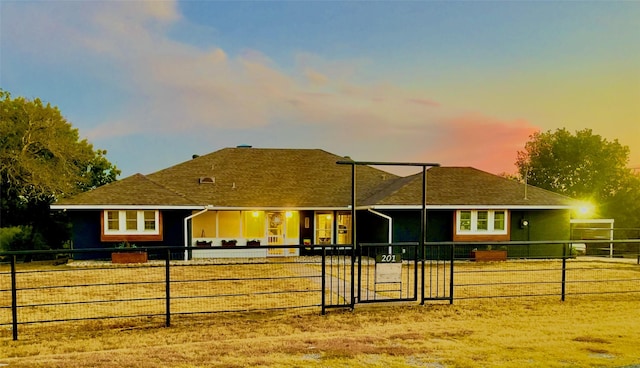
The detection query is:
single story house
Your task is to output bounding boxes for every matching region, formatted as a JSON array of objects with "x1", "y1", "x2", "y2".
[{"x1": 51, "y1": 147, "x2": 580, "y2": 259}]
